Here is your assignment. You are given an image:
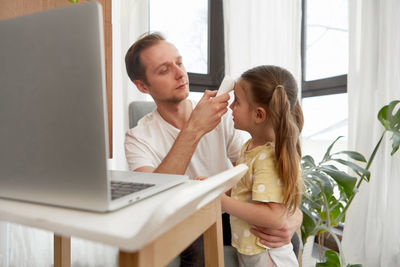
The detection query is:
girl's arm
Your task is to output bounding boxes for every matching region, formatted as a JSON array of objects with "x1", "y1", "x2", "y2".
[{"x1": 221, "y1": 193, "x2": 287, "y2": 229}]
